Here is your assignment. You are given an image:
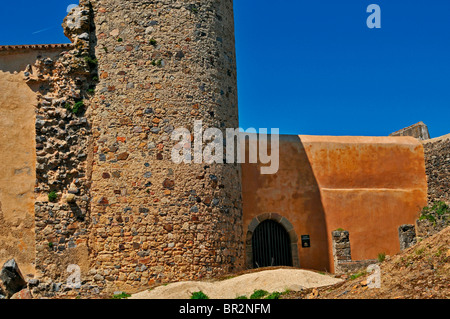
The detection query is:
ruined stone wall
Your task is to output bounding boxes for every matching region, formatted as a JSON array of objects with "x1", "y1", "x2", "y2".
[
  {"x1": 331, "y1": 230, "x2": 378, "y2": 274},
  {"x1": 423, "y1": 135, "x2": 450, "y2": 205},
  {"x1": 25, "y1": 3, "x2": 99, "y2": 296},
  {"x1": 87, "y1": 0, "x2": 243, "y2": 293},
  {"x1": 390, "y1": 122, "x2": 430, "y2": 140},
  {"x1": 331, "y1": 230, "x2": 351, "y2": 274}
]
